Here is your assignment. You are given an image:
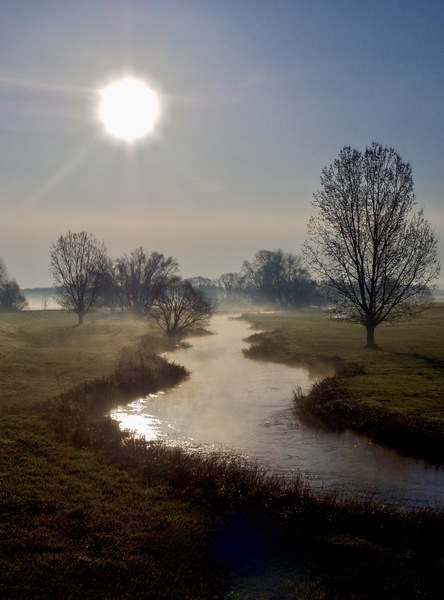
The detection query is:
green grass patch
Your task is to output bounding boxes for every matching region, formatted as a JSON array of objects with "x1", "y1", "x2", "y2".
[{"x1": 243, "y1": 304, "x2": 444, "y2": 460}]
